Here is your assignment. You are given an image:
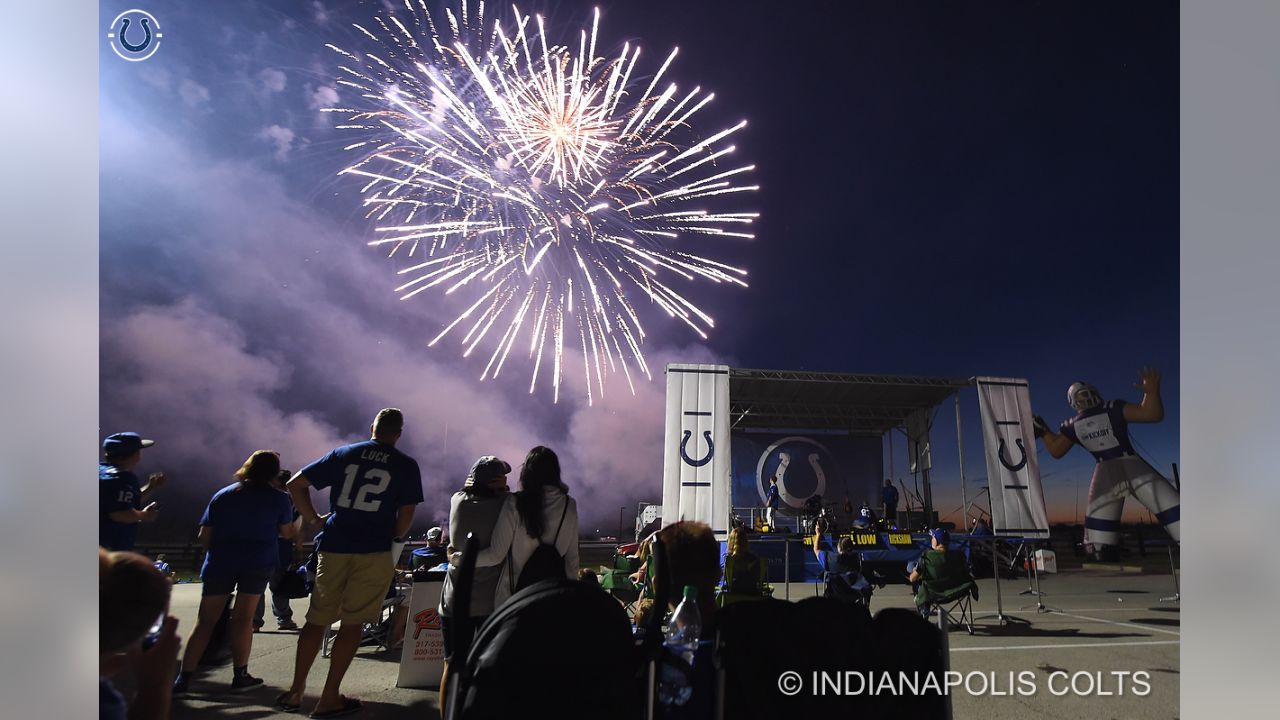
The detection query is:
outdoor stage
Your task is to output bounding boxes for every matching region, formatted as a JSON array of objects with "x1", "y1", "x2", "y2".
[
  {"x1": 743, "y1": 531, "x2": 998, "y2": 585},
  {"x1": 157, "y1": 566, "x2": 1178, "y2": 720}
]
